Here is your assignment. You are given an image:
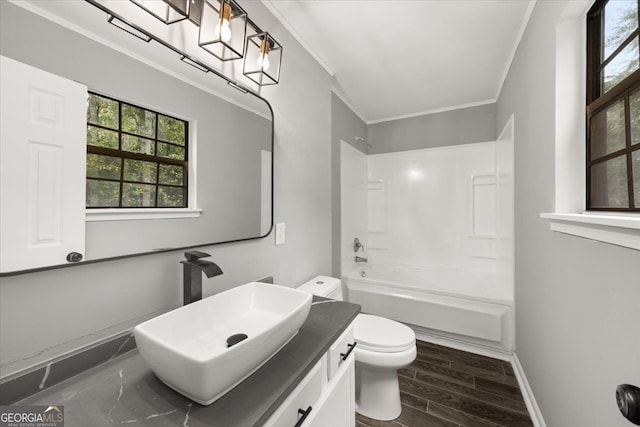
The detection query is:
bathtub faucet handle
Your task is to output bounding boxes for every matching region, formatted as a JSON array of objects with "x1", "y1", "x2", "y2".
[{"x1": 354, "y1": 237, "x2": 365, "y2": 253}]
